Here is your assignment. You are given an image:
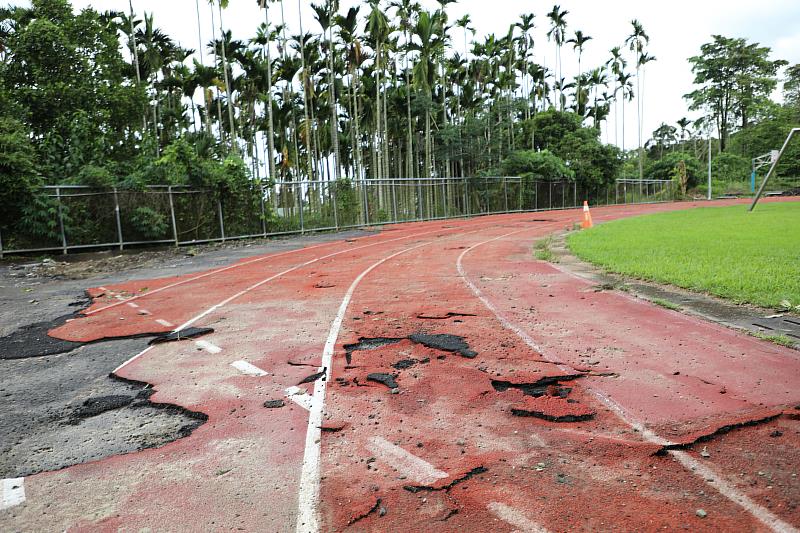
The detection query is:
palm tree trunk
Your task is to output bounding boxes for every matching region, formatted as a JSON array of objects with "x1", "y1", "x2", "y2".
[
  {"x1": 217, "y1": 1, "x2": 237, "y2": 151},
  {"x1": 262, "y1": 1, "x2": 277, "y2": 182},
  {"x1": 328, "y1": 23, "x2": 340, "y2": 181}
]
